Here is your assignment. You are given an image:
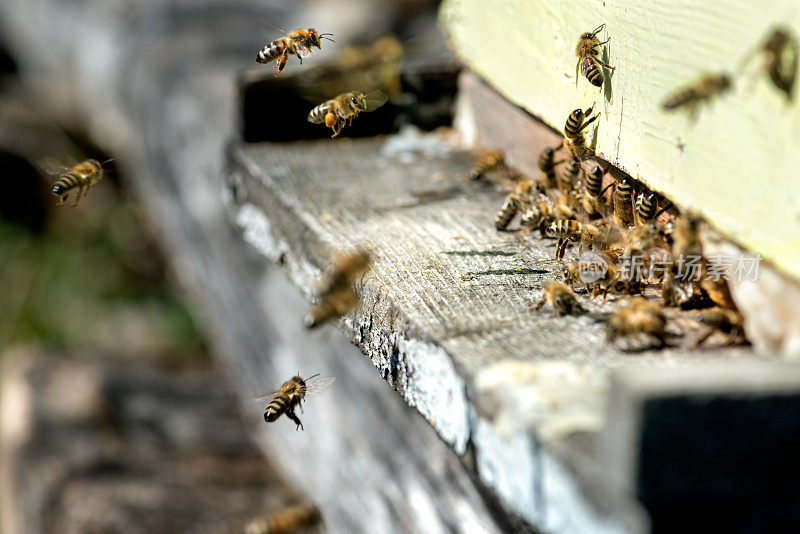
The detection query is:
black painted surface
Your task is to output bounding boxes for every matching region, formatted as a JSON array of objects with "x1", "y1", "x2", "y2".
[{"x1": 638, "y1": 395, "x2": 800, "y2": 533}]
